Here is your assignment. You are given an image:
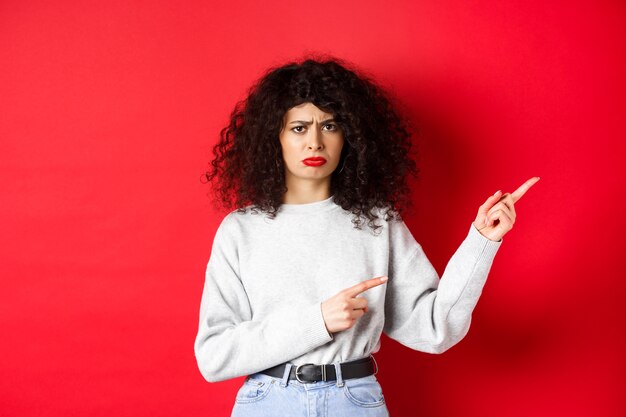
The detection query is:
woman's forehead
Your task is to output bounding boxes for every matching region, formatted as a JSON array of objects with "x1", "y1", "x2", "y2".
[{"x1": 284, "y1": 102, "x2": 333, "y2": 120}]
